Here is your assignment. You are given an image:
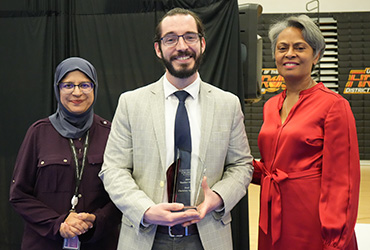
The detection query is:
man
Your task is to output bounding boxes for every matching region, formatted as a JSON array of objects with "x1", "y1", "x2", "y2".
[{"x1": 99, "y1": 8, "x2": 253, "y2": 250}]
